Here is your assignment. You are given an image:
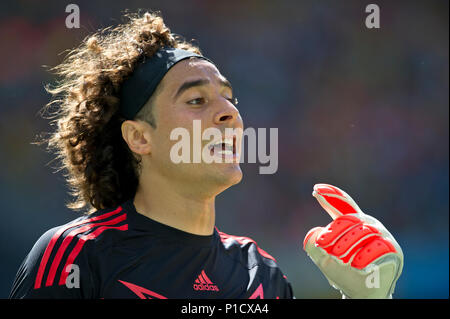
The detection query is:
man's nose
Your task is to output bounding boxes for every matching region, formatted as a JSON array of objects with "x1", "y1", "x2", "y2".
[{"x1": 213, "y1": 99, "x2": 240, "y2": 126}]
